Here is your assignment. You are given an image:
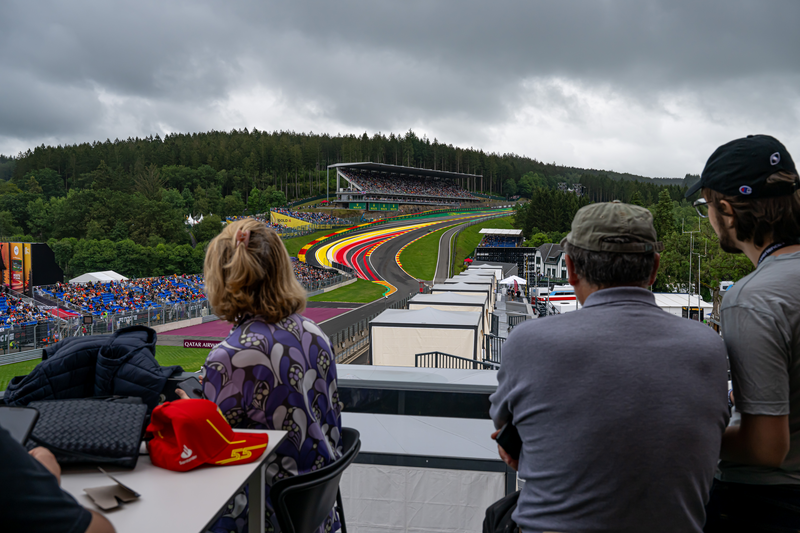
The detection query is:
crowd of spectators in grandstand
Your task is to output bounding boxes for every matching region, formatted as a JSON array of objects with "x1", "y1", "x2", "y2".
[
  {"x1": 479, "y1": 235, "x2": 520, "y2": 248},
  {"x1": 340, "y1": 169, "x2": 475, "y2": 199},
  {"x1": 272, "y1": 208, "x2": 350, "y2": 225},
  {"x1": 291, "y1": 258, "x2": 339, "y2": 285},
  {"x1": 45, "y1": 275, "x2": 207, "y2": 315},
  {"x1": 0, "y1": 294, "x2": 50, "y2": 327},
  {"x1": 226, "y1": 214, "x2": 289, "y2": 233}
]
